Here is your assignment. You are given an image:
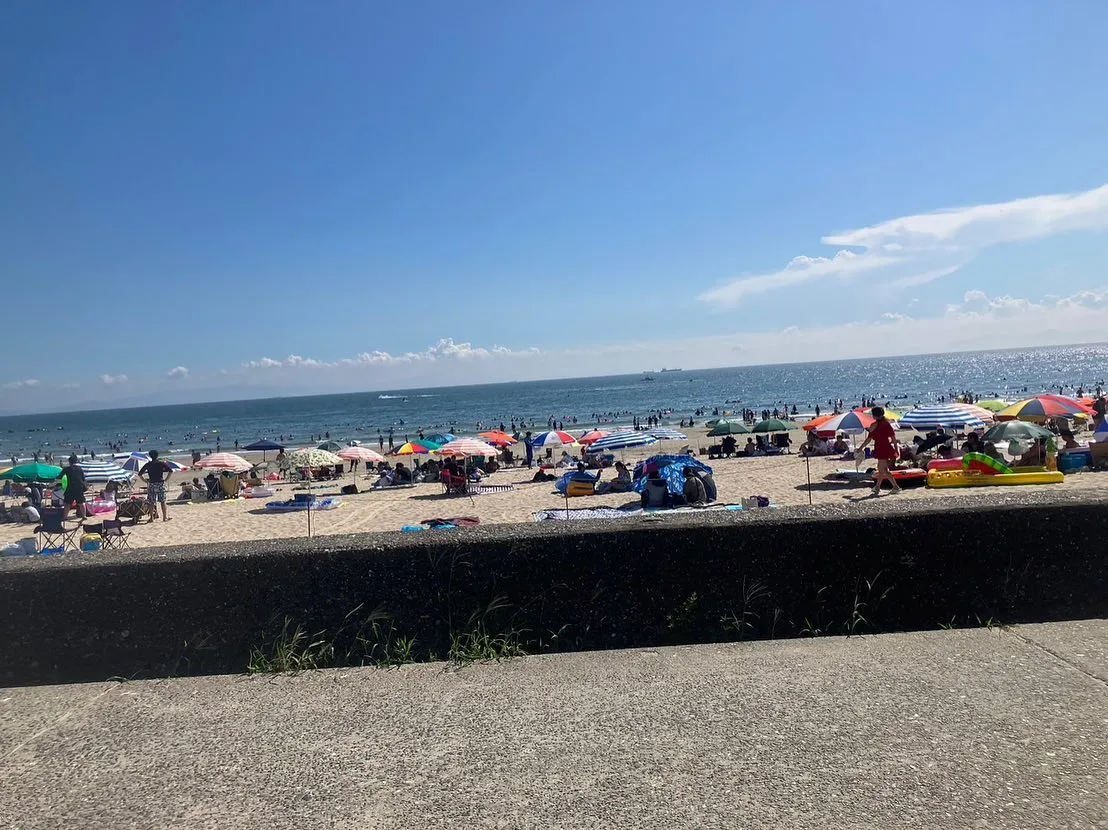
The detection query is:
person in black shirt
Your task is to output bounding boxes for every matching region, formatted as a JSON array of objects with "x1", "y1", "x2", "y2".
[
  {"x1": 138, "y1": 449, "x2": 173, "y2": 522},
  {"x1": 60, "y1": 454, "x2": 87, "y2": 522}
]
